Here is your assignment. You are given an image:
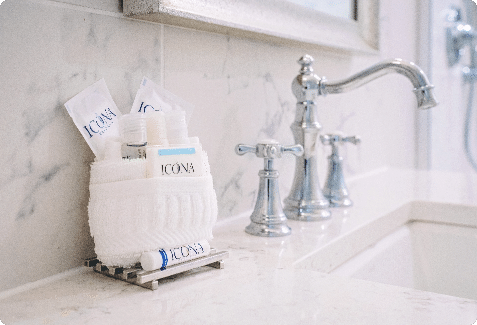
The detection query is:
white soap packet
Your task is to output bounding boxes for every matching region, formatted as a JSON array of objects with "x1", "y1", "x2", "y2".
[
  {"x1": 131, "y1": 77, "x2": 194, "y2": 124},
  {"x1": 65, "y1": 79, "x2": 122, "y2": 160}
]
